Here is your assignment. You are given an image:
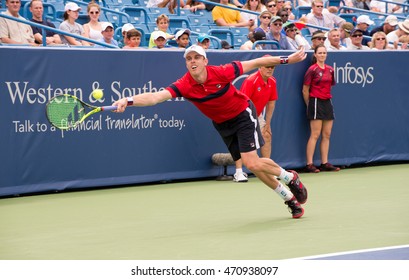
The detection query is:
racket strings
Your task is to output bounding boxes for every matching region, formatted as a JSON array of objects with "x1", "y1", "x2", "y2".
[{"x1": 46, "y1": 96, "x2": 86, "y2": 129}]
